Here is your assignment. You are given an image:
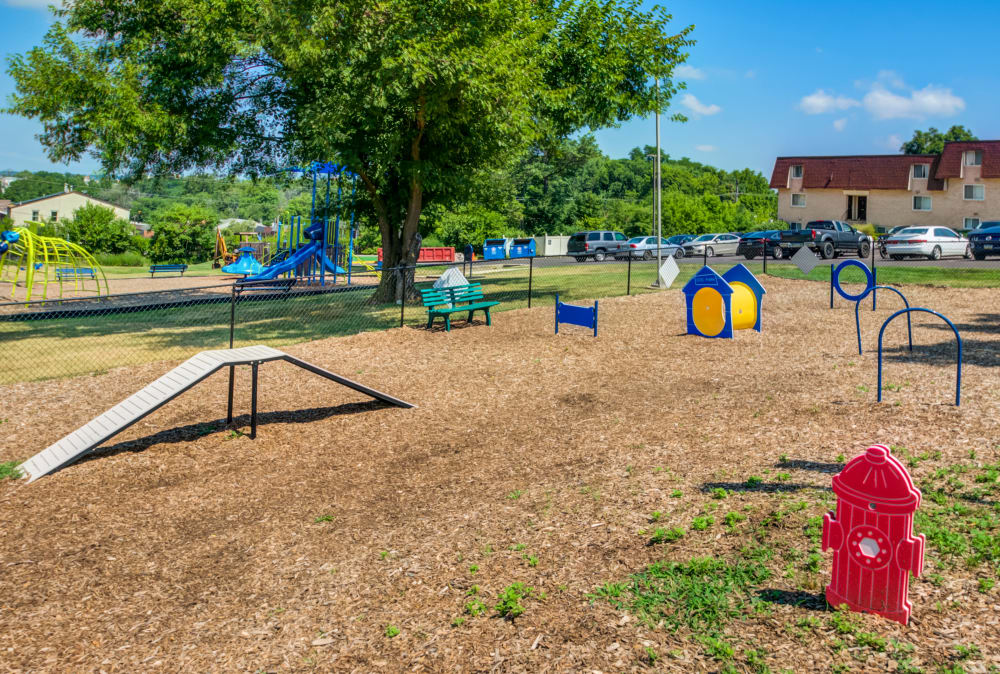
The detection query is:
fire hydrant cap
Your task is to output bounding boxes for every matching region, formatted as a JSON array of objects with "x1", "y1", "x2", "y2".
[{"x1": 832, "y1": 444, "x2": 921, "y2": 513}]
